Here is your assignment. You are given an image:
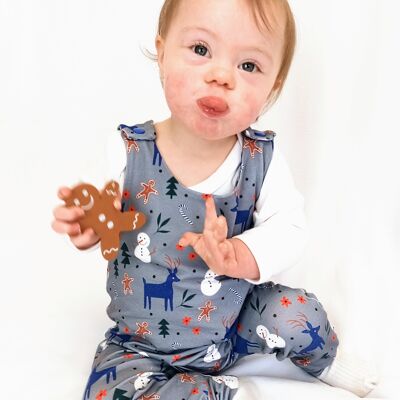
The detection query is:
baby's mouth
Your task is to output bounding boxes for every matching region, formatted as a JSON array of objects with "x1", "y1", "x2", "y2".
[{"x1": 197, "y1": 96, "x2": 229, "y2": 117}]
